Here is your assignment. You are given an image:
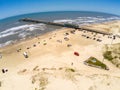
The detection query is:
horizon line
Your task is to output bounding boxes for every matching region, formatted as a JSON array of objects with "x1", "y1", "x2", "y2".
[{"x1": 0, "y1": 10, "x2": 120, "y2": 21}]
